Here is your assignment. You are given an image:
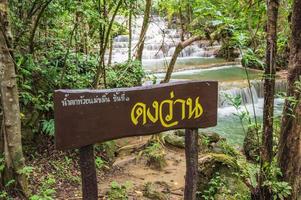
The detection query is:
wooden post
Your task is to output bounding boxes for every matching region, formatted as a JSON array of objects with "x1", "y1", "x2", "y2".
[
  {"x1": 184, "y1": 129, "x2": 199, "y2": 200},
  {"x1": 79, "y1": 145, "x2": 98, "y2": 200}
]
